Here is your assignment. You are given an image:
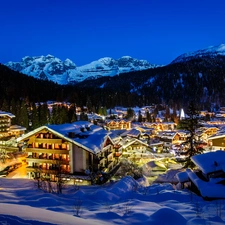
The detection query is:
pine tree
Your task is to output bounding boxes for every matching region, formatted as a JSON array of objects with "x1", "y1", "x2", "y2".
[
  {"x1": 9, "y1": 98, "x2": 17, "y2": 124},
  {"x1": 138, "y1": 110, "x2": 142, "y2": 122},
  {"x1": 59, "y1": 105, "x2": 68, "y2": 124},
  {"x1": 1, "y1": 99, "x2": 9, "y2": 112},
  {"x1": 178, "y1": 102, "x2": 204, "y2": 168},
  {"x1": 31, "y1": 102, "x2": 40, "y2": 129},
  {"x1": 68, "y1": 104, "x2": 77, "y2": 123},
  {"x1": 125, "y1": 108, "x2": 134, "y2": 120},
  {"x1": 39, "y1": 103, "x2": 49, "y2": 125},
  {"x1": 17, "y1": 100, "x2": 29, "y2": 129},
  {"x1": 50, "y1": 105, "x2": 59, "y2": 124},
  {"x1": 146, "y1": 111, "x2": 152, "y2": 122}
]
